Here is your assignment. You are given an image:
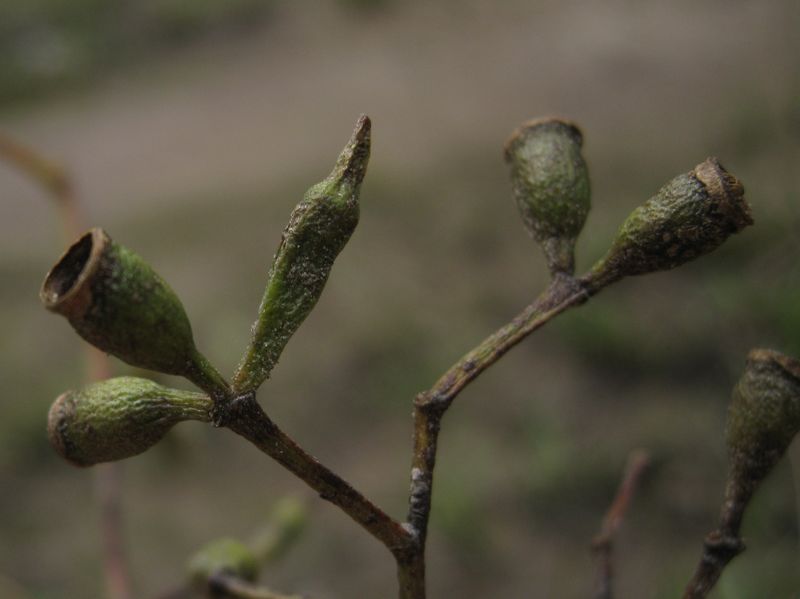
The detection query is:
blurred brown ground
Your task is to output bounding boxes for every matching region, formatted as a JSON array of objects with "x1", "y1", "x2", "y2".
[{"x1": 1, "y1": 1, "x2": 799, "y2": 598}]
